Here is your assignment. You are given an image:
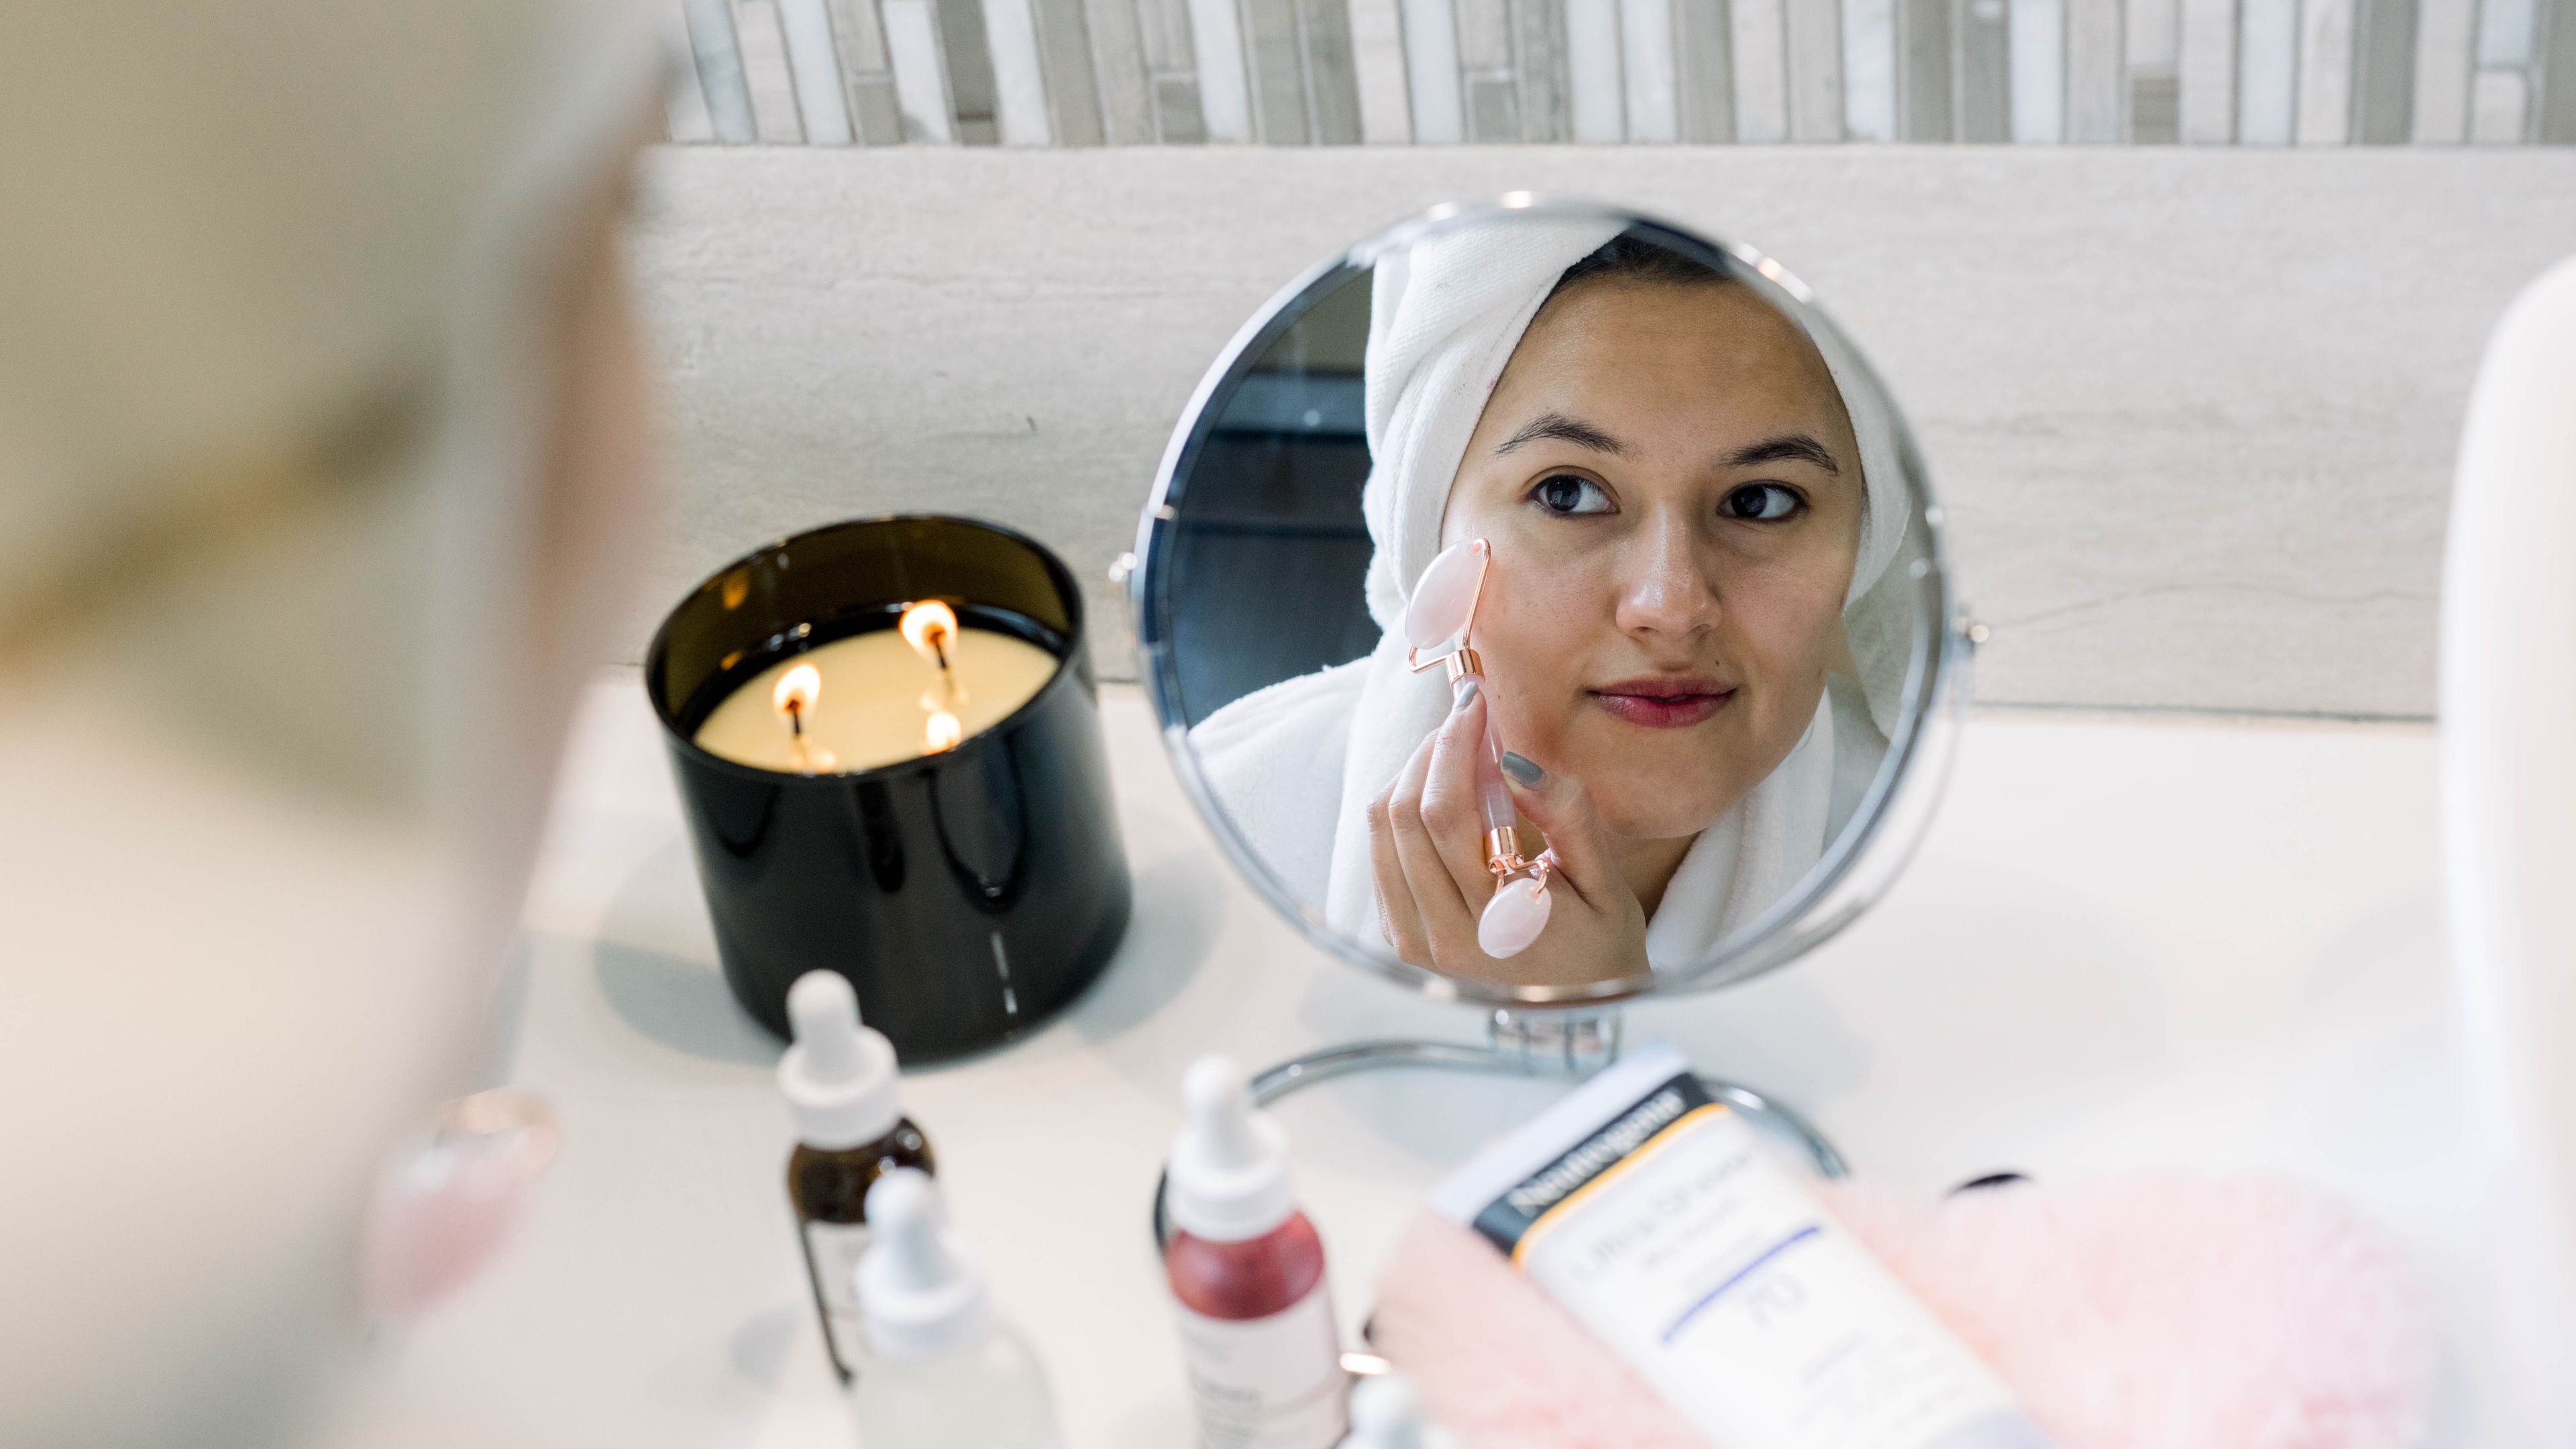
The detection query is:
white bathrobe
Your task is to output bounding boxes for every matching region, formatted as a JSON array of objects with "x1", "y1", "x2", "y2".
[{"x1": 1193, "y1": 215, "x2": 1916, "y2": 971}]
